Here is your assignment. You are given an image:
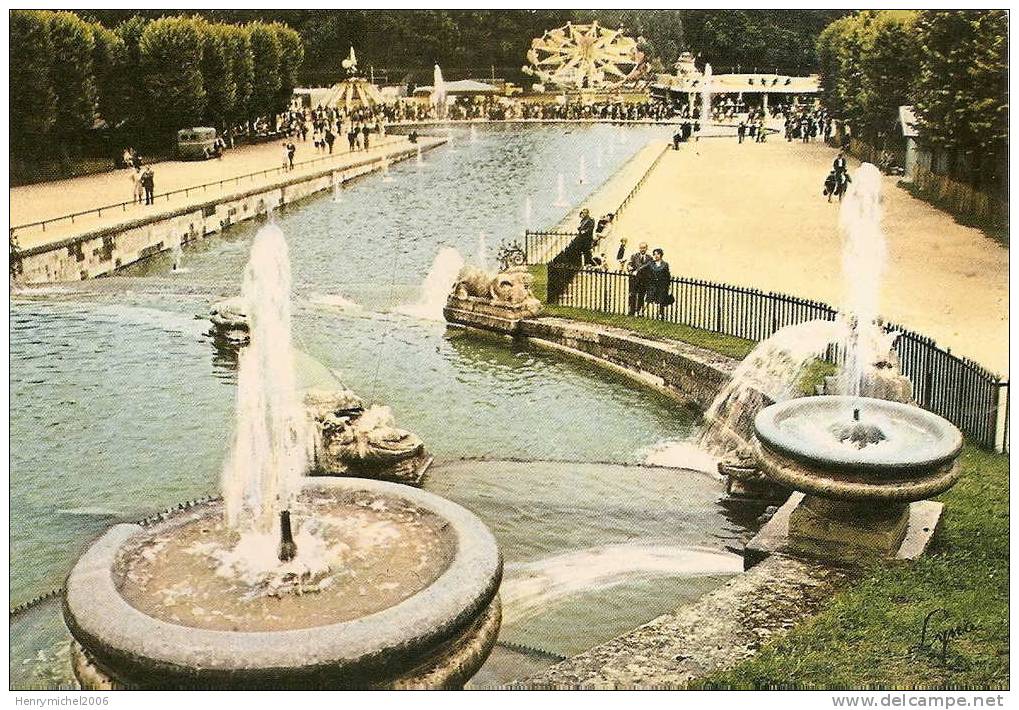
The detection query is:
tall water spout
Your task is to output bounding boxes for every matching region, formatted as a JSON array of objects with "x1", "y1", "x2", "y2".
[
  {"x1": 554, "y1": 173, "x2": 569, "y2": 208},
  {"x1": 171, "y1": 234, "x2": 184, "y2": 272},
  {"x1": 838, "y1": 163, "x2": 886, "y2": 397},
  {"x1": 701, "y1": 63, "x2": 713, "y2": 123},
  {"x1": 221, "y1": 223, "x2": 310, "y2": 534},
  {"x1": 431, "y1": 64, "x2": 447, "y2": 119},
  {"x1": 416, "y1": 146, "x2": 424, "y2": 166},
  {"x1": 476, "y1": 232, "x2": 490, "y2": 269},
  {"x1": 578, "y1": 155, "x2": 587, "y2": 185},
  {"x1": 332, "y1": 174, "x2": 342, "y2": 203}
]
